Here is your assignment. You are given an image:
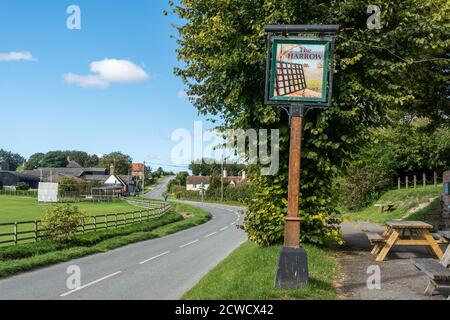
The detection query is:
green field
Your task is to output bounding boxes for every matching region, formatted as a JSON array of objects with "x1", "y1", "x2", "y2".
[
  {"x1": 342, "y1": 185, "x2": 442, "y2": 224},
  {"x1": 183, "y1": 242, "x2": 338, "y2": 300},
  {"x1": 0, "y1": 196, "x2": 138, "y2": 224}
]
